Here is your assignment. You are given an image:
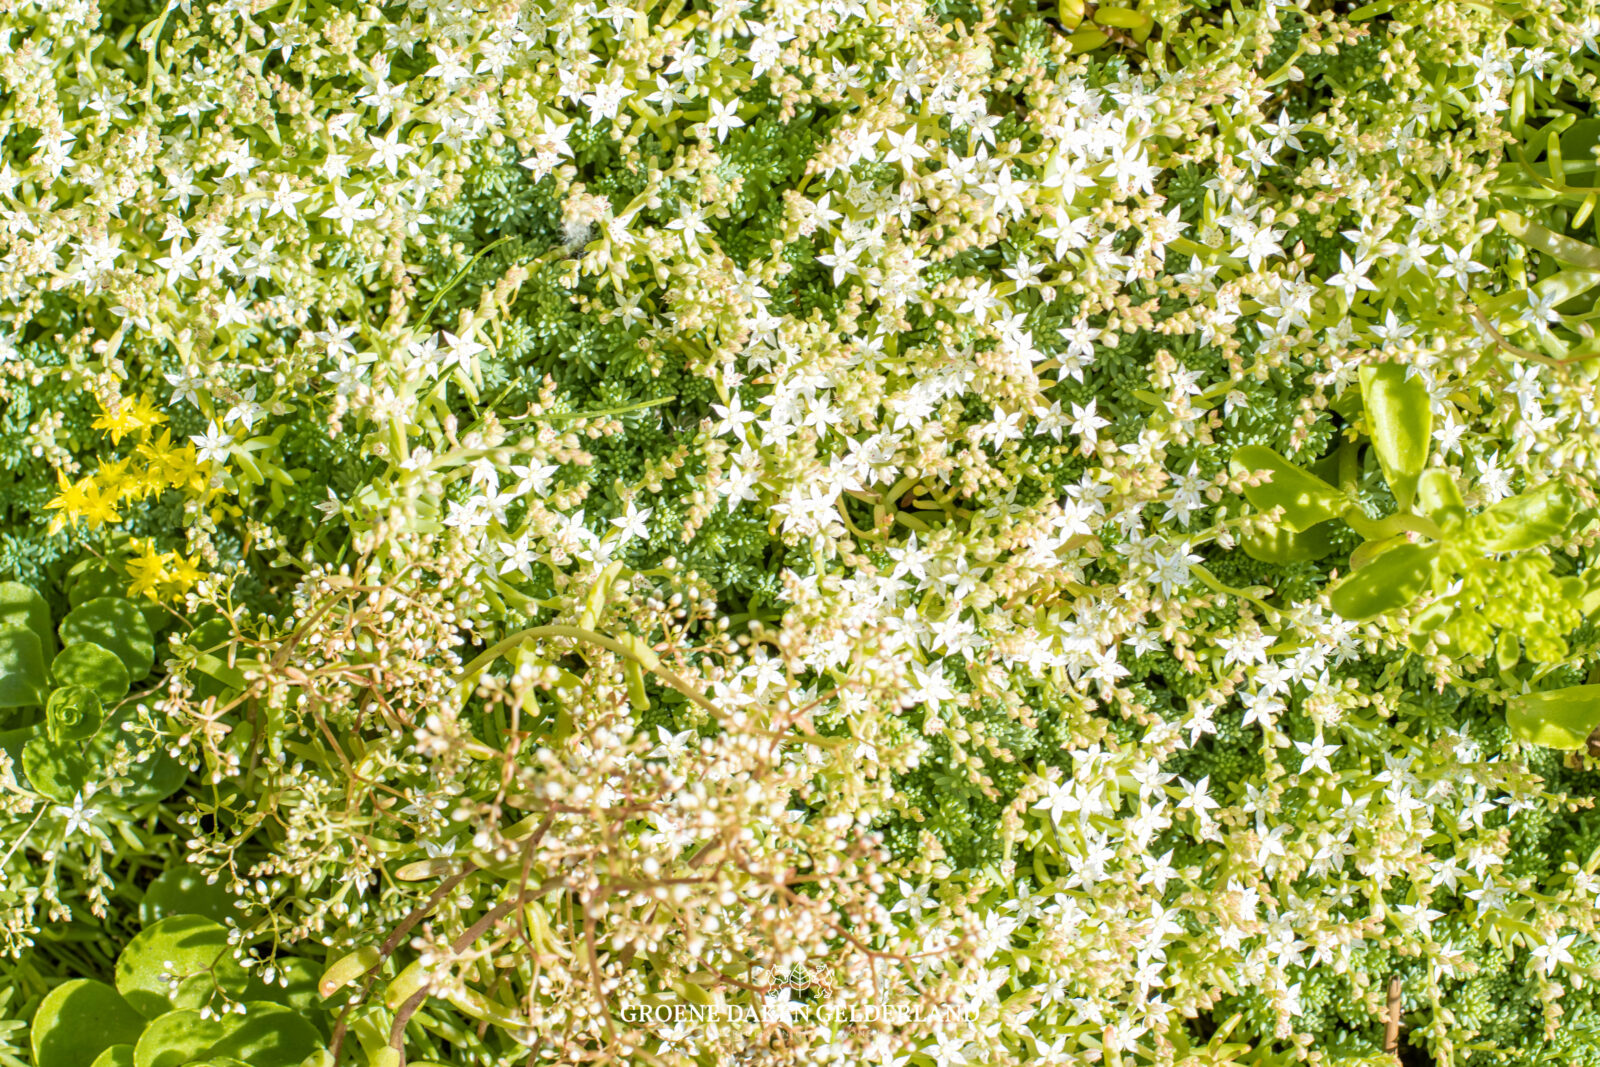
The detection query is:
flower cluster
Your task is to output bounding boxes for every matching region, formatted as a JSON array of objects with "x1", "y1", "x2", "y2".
[{"x1": 3, "y1": 0, "x2": 1600, "y2": 1065}]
